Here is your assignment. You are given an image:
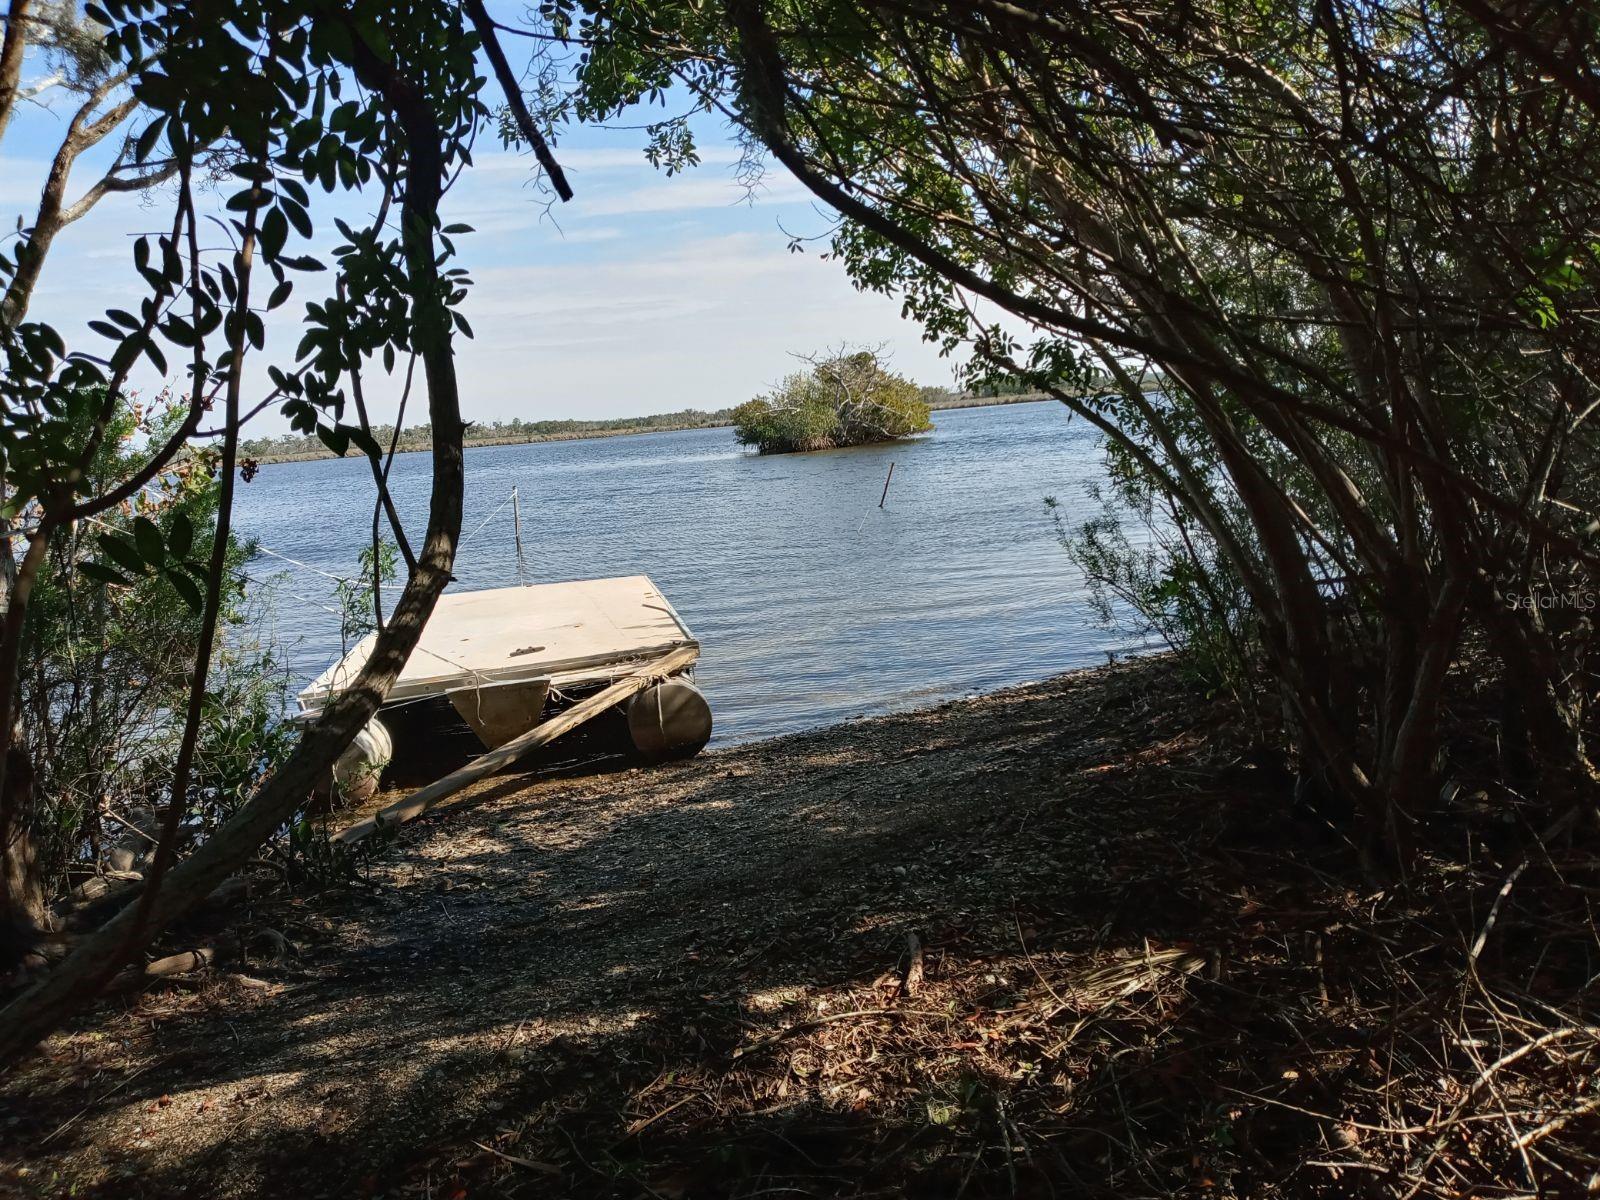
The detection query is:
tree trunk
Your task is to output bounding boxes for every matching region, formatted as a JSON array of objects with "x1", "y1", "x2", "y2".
[
  {"x1": 0, "y1": 85, "x2": 136, "y2": 328},
  {"x1": 0, "y1": 745, "x2": 44, "y2": 934},
  {"x1": 0, "y1": 213, "x2": 62, "y2": 329},
  {"x1": 0, "y1": 532, "x2": 50, "y2": 848},
  {"x1": 0, "y1": 0, "x2": 30, "y2": 146},
  {"x1": 0, "y1": 32, "x2": 468, "y2": 1069}
]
